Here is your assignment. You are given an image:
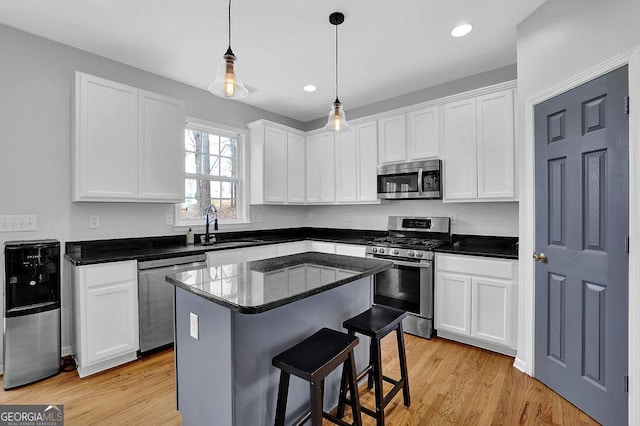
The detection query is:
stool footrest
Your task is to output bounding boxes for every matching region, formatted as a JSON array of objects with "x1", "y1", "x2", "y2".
[
  {"x1": 382, "y1": 378, "x2": 407, "y2": 407},
  {"x1": 382, "y1": 375, "x2": 398, "y2": 386},
  {"x1": 355, "y1": 366, "x2": 373, "y2": 383}
]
